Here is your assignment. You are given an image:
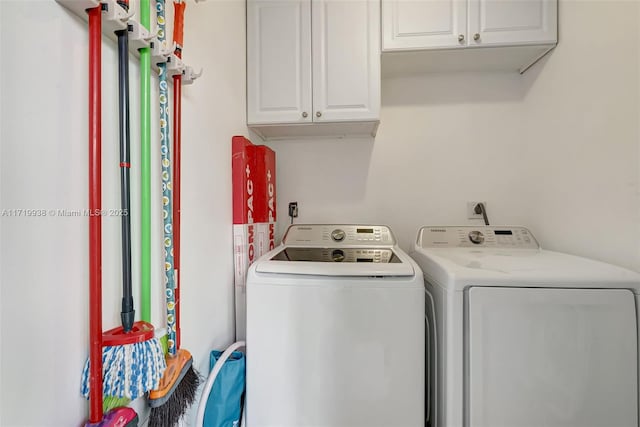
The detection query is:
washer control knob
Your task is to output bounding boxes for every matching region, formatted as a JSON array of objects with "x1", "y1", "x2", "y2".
[
  {"x1": 331, "y1": 229, "x2": 346, "y2": 242},
  {"x1": 468, "y1": 230, "x2": 485, "y2": 245},
  {"x1": 331, "y1": 249, "x2": 345, "y2": 262}
]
